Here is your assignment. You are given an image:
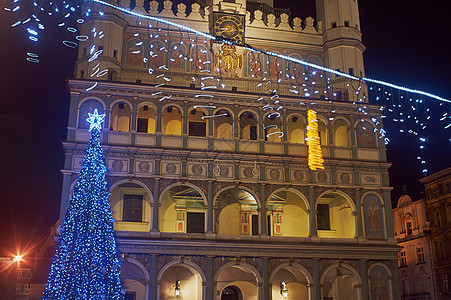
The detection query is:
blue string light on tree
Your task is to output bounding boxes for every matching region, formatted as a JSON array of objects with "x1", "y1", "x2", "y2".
[{"x1": 43, "y1": 110, "x2": 124, "y2": 299}]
